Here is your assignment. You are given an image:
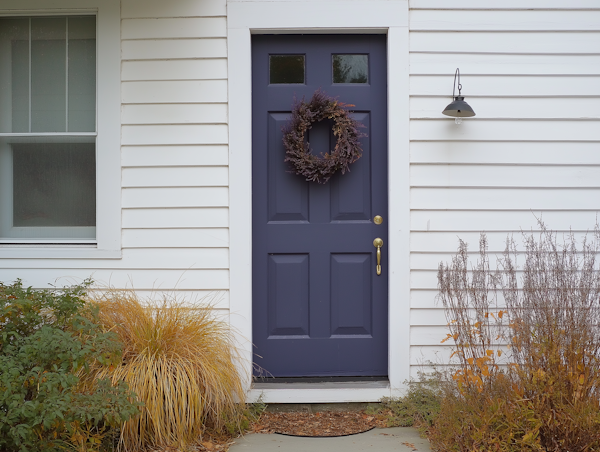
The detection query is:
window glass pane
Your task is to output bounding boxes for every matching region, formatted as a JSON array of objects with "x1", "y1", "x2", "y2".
[
  {"x1": 0, "y1": 16, "x2": 96, "y2": 134},
  {"x1": 0, "y1": 18, "x2": 29, "y2": 133},
  {"x1": 0, "y1": 136, "x2": 96, "y2": 240},
  {"x1": 13, "y1": 143, "x2": 95, "y2": 227},
  {"x1": 270, "y1": 55, "x2": 305, "y2": 84},
  {"x1": 68, "y1": 16, "x2": 96, "y2": 132},
  {"x1": 31, "y1": 18, "x2": 66, "y2": 132},
  {"x1": 333, "y1": 54, "x2": 368, "y2": 84}
]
